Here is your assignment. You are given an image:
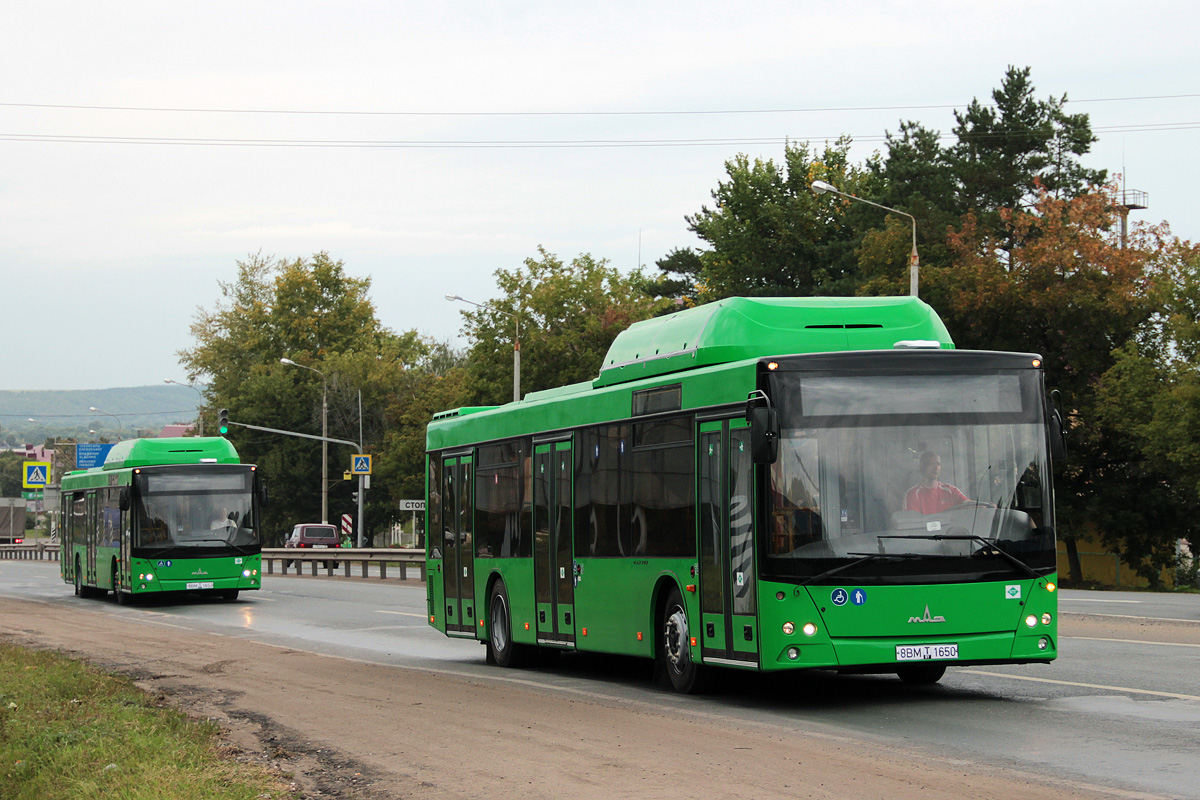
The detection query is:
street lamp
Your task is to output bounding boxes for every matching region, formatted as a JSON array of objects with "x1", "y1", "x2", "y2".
[
  {"x1": 812, "y1": 179, "x2": 920, "y2": 298},
  {"x1": 281, "y1": 357, "x2": 329, "y2": 524},
  {"x1": 88, "y1": 407, "x2": 123, "y2": 440},
  {"x1": 446, "y1": 293, "x2": 520, "y2": 402},
  {"x1": 164, "y1": 379, "x2": 204, "y2": 436}
]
